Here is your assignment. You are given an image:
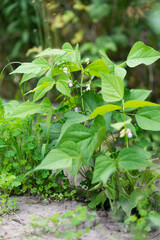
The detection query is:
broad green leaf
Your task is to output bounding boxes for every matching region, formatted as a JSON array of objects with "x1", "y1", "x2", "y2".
[
  {"x1": 85, "y1": 59, "x2": 109, "y2": 77},
  {"x1": 20, "y1": 73, "x2": 36, "y2": 85},
  {"x1": 62, "y1": 42, "x2": 73, "y2": 51},
  {"x1": 10, "y1": 102, "x2": 42, "y2": 118},
  {"x1": 40, "y1": 97, "x2": 52, "y2": 110},
  {"x1": 59, "y1": 111, "x2": 88, "y2": 140},
  {"x1": 58, "y1": 141, "x2": 81, "y2": 158},
  {"x1": 135, "y1": 106, "x2": 160, "y2": 131},
  {"x1": 124, "y1": 100, "x2": 158, "y2": 109},
  {"x1": 149, "y1": 211, "x2": 160, "y2": 227},
  {"x1": 88, "y1": 104, "x2": 122, "y2": 119},
  {"x1": 33, "y1": 77, "x2": 55, "y2": 102},
  {"x1": 36, "y1": 48, "x2": 65, "y2": 57},
  {"x1": 59, "y1": 141, "x2": 82, "y2": 176},
  {"x1": 114, "y1": 66, "x2": 127, "y2": 79},
  {"x1": 91, "y1": 115, "x2": 106, "y2": 149},
  {"x1": 12, "y1": 57, "x2": 49, "y2": 75},
  {"x1": 56, "y1": 73, "x2": 71, "y2": 97},
  {"x1": 33, "y1": 57, "x2": 50, "y2": 67},
  {"x1": 119, "y1": 190, "x2": 144, "y2": 216},
  {"x1": 101, "y1": 73, "x2": 124, "y2": 102},
  {"x1": 118, "y1": 146, "x2": 153, "y2": 170},
  {"x1": 127, "y1": 41, "x2": 160, "y2": 67},
  {"x1": 88, "y1": 191, "x2": 106, "y2": 210},
  {"x1": 4, "y1": 100, "x2": 20, "y2": 116},
  {"x1": 34, "y1": 149, "x2": 72, "y2": 171},
  {"x1": 111, "y1": 118, "x2": 131, "y2": 131},
  {"x1": 55, "y1": 43, "x2": 82, "y2": 69},
  {"x1": 83, "y1": 91, "x2": 105, "y2": 114},
  {"x1": 92, "y1": 155, "x2": 116, "y2": 184},
  {"x1": 11, "y1": 63, "x2": 42, "y2": 75},
  {"x1": 57, "y1": 123, "x2": 97, "y2": 159},
  {"x1": 101, "y1": 51, "x2": 126, "y2": 79},
  {"x1": 124, "y1": 89, "x2": 152, "y2": 102},
  {"x1": 20, "y1": 63, "x2": 47, "y2": 84}
]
